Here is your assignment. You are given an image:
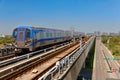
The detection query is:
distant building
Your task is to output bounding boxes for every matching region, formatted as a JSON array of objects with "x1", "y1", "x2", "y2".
[
  {"x1": 86, "y1": 33, "x2": 94, "y2": 35},
  {"x1": 118, "y1": 31, "x2": 120, "y2": 36},
  {"x1": 102, "y1": 32, "x2": 108, "y2": 36},
  {"x1": 109, "y1": 33, "x2": 118, "y2": 37},
  {"x1": 5, "y1": 35, "x2": 12, "y2": 38},
  {"x1": 0, "y1": 34, "x2": 5, "y2": 38},
  {"x1": 94, "y1": 31, "x2": 101, "y2": 36},
  {"x1": 80, "y1": 32, "x2": 85, "y2": 37}
]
